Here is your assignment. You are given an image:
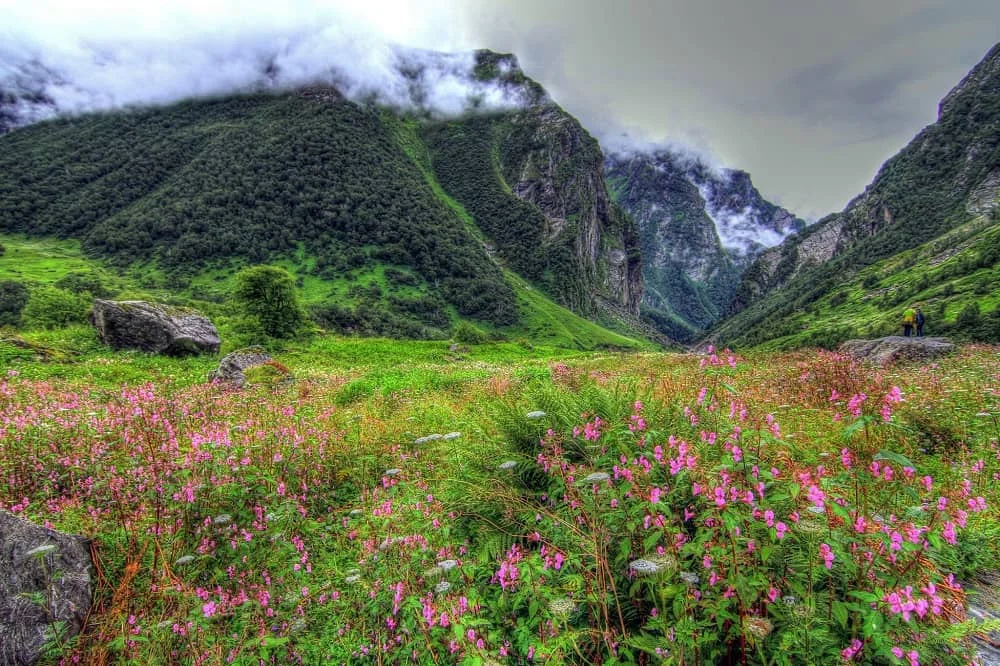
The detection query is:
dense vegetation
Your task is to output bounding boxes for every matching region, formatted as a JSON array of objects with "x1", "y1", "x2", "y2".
[
  {"x1": 0, "y1": 92, "x2": 518, "y2": 326},
  {"x1": 422, "y1": 116, "x2": 590, "y2": 312},
  {"x1": 2, "y1": 337, "x2": 999, "y2": 664},
  {"x1": 717, "y1": 210, "x2": 1000, "y2": 350}
]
